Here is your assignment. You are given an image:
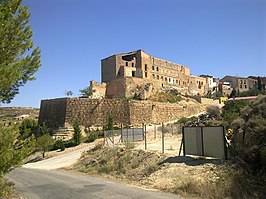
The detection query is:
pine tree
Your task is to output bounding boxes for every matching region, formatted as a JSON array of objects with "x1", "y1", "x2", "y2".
[
  {"x1": 257, "y1": 76, "x2": 262, "y2": 91},
  {"x1": 72, "y1": 119, "x2": 81, "y2": 146},
  {"x1": 0, "y1": 0, "x2": 41, "y2": 103}
]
